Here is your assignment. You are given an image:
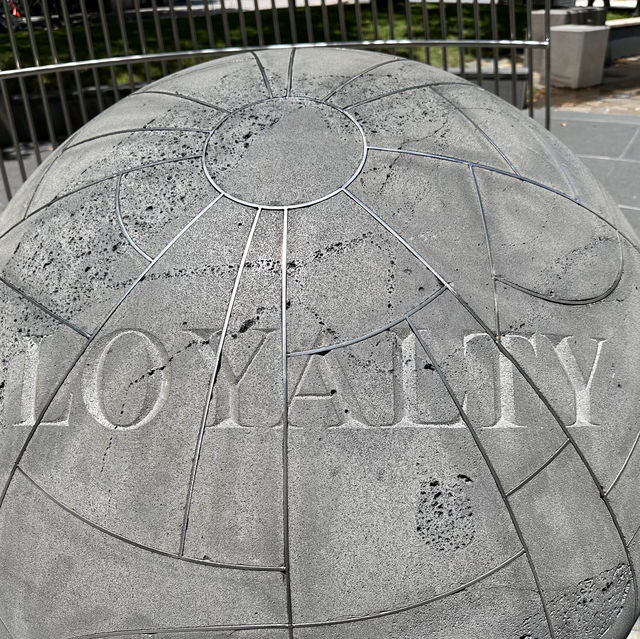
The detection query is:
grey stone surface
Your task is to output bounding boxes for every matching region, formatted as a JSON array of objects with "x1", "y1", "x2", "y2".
[
  {"x1": 0, "y1": 48, "x2": 640, "y2": 639},
  {"x1": 551, "y1": 25, "x2": 611, "y2": 88}
]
